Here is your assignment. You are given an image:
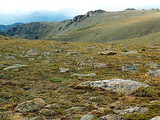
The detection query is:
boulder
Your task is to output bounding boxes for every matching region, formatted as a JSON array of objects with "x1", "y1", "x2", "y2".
[
  {"x1": 75, "y1": 79, "x2": 149, "y2": 95},
  {"x1": 98, "y1": 51, "x2": 117, "y2": 55},
  {"x1": 150, "y1": 116, "x2": 160, "y2": 120},
  {"x1": 80, "y1": 114, "x2": 94, "y2": 120},
  {"x1": 99, "y1": 114, "x2": 126, "y2": 120},
  {"x1": 72, "y1": 73, "x2": 96, "y2": 77},
  {"x1": 3, "y1": 64, "x2": 28, "y2": 70},
  {"x1": 113, "y1": 107, "x2": 148, "y2": 115},
  {"x1": 15, "y1": 98, "x2": 45, "y2": 112},
  {"x1": 26, "y1": 49, "x2": 39, "y2": 56},
  {"x1": 39, "y1": 109, "x2": 56, "y2": 116},
  {"x1": 24, "y1": 116, "x2": 44, "y2": 120},
  {"x1": 122, "y1": 65, "x2": 139, "y2": 72},
  {"x1": 145, "y1": 69, "x2": 160, "y2": 78},
  {"x1": 59, "y1": 68, "x2": 70, "y2": 73}
]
